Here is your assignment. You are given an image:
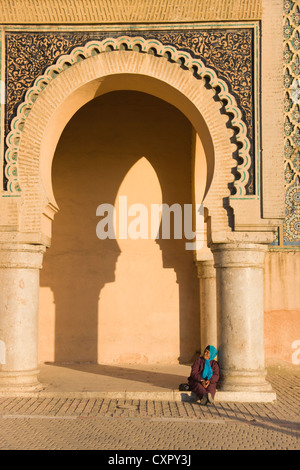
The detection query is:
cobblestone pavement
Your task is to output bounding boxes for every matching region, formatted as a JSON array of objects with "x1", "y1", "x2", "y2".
[{"x1": 0, "y1": 373, "x2": 299, "y2": 450}]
